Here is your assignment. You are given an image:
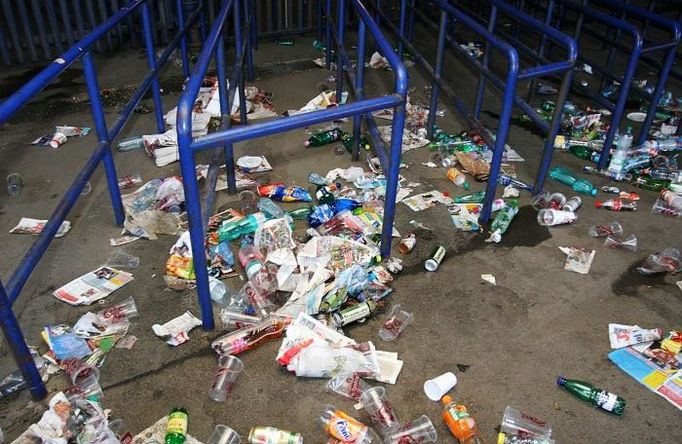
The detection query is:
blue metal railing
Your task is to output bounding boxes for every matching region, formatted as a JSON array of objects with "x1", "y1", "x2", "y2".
[
  {"x1": 177, "y1": 0, "x2": 408, "y2": 330},
  {"x1": 504, "y1": 0, "x2": 680, "y2": 169},
  {"x1": 0, "y1": 0, "x2": 200, "y2": 400},
  {"x1": 366, "y1": 0, "x2": 577, "y2": 223}
]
